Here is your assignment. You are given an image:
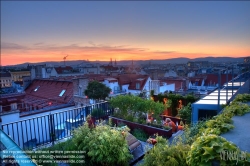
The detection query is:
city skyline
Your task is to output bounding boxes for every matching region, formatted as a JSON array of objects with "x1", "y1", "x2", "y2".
[{"x1": 1, "y1": 1, "x2": 250, "y2": 66}]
